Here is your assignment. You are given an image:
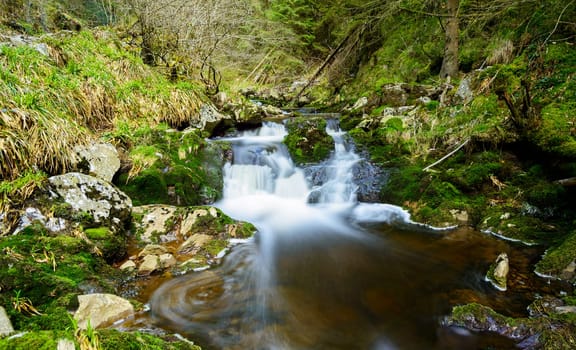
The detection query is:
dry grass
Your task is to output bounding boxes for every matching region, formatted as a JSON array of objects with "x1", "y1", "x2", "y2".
[
  {"x1": 157, "y1": 89, "x2": 202, "y2": 129},
  {"x1": 487, "y1": 39, "x2": 515, "y2": 65},
  {"x1": 0, "y1": 107, "x2": 89, "y2": 180}
]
